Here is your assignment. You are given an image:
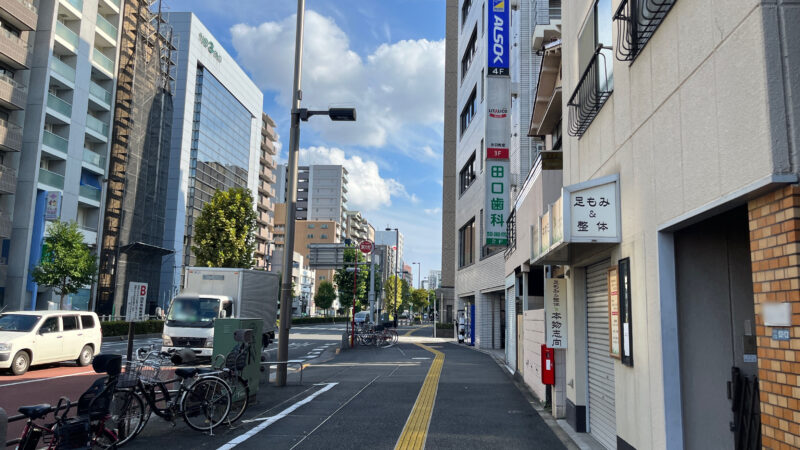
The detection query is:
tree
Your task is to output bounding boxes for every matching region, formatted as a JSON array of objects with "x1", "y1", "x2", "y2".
[
  {"x1": 333, "y1": 248, "x2": 368, "y2": 315},
  {"x1": 410, "y1": 288, "x2": 430, "y2": 313},
  {"x1": 314, "y1": 281, "x2": 336, "y2": 316},
  {"x1": 192, "y1": 187, "x2": 257, "y2": 268},
  {"x1": 32, "y1": 219, "x2": 97, "y2": 309},
  {"x1": 384, "y1": 275, "x2": 405, "y2": 318}
]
